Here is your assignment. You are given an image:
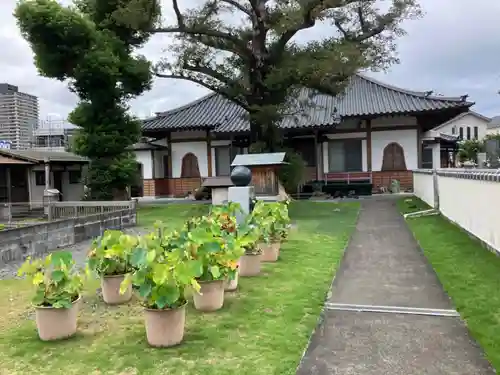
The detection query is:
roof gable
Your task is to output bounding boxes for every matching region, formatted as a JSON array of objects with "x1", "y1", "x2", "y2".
[
  {"x1": 143, "y1": 73, "x2": 473, "y2": 133},
  {"x1": 488, "y1": 116, "x2": 500, "y2": 129},
  {"x1": 431, "y1": 111, "x2": 490, "y2": 132}
]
